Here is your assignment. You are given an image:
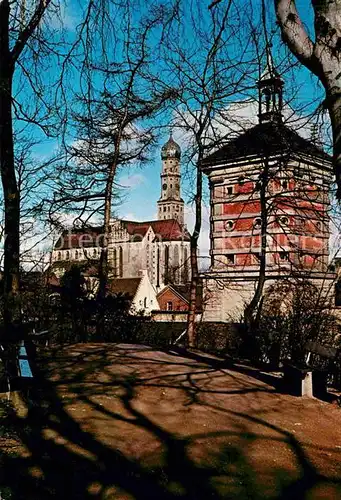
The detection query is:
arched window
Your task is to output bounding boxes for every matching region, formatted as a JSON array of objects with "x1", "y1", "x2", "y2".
[
  {"x1": 164, "y1": 246, "x2": 169, "y2": 284},
  {"x1": 75, "y1": 250, "x2": 79, "y2": 260},
  {"x1": 144, "y1": 297, "x2": 147, "y2": 308},
  {"x1": 57, "y1": 251, "x2": 61, "y2": 261},
  {"x1": 156, "y1": 247, "x2": 160, "y2": 288},
  {"x1": 93, "y1": 248, "x2": 97, "y2": 258},
  {"x1": 66, "y1": 250, "x2": 70, "y2": 260},
  {"x1": 119, "y1": 246, "x2": 123, "y2": 277},
  {"x1": 183, "y1": 247, "x2": 189, "y2": 283},
  {"x1": 174, "y1": 245, "x2": 179, "y2": 283},
  {"x1": 113, "y1": 248, "x2": 117, "y2": 277}
]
